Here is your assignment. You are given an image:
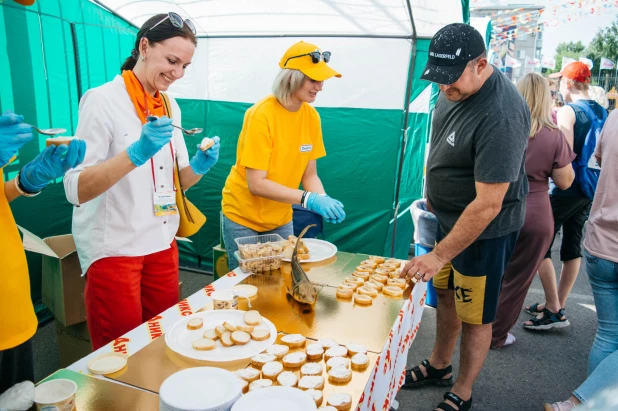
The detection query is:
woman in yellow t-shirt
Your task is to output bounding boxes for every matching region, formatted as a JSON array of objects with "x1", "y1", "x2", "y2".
[
  {"x1": 0, "y1": 110, "x2": 85, "y2": 393},
  {"x1": 221, "y1": 41, "x2": 345, "y2": 270}
]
